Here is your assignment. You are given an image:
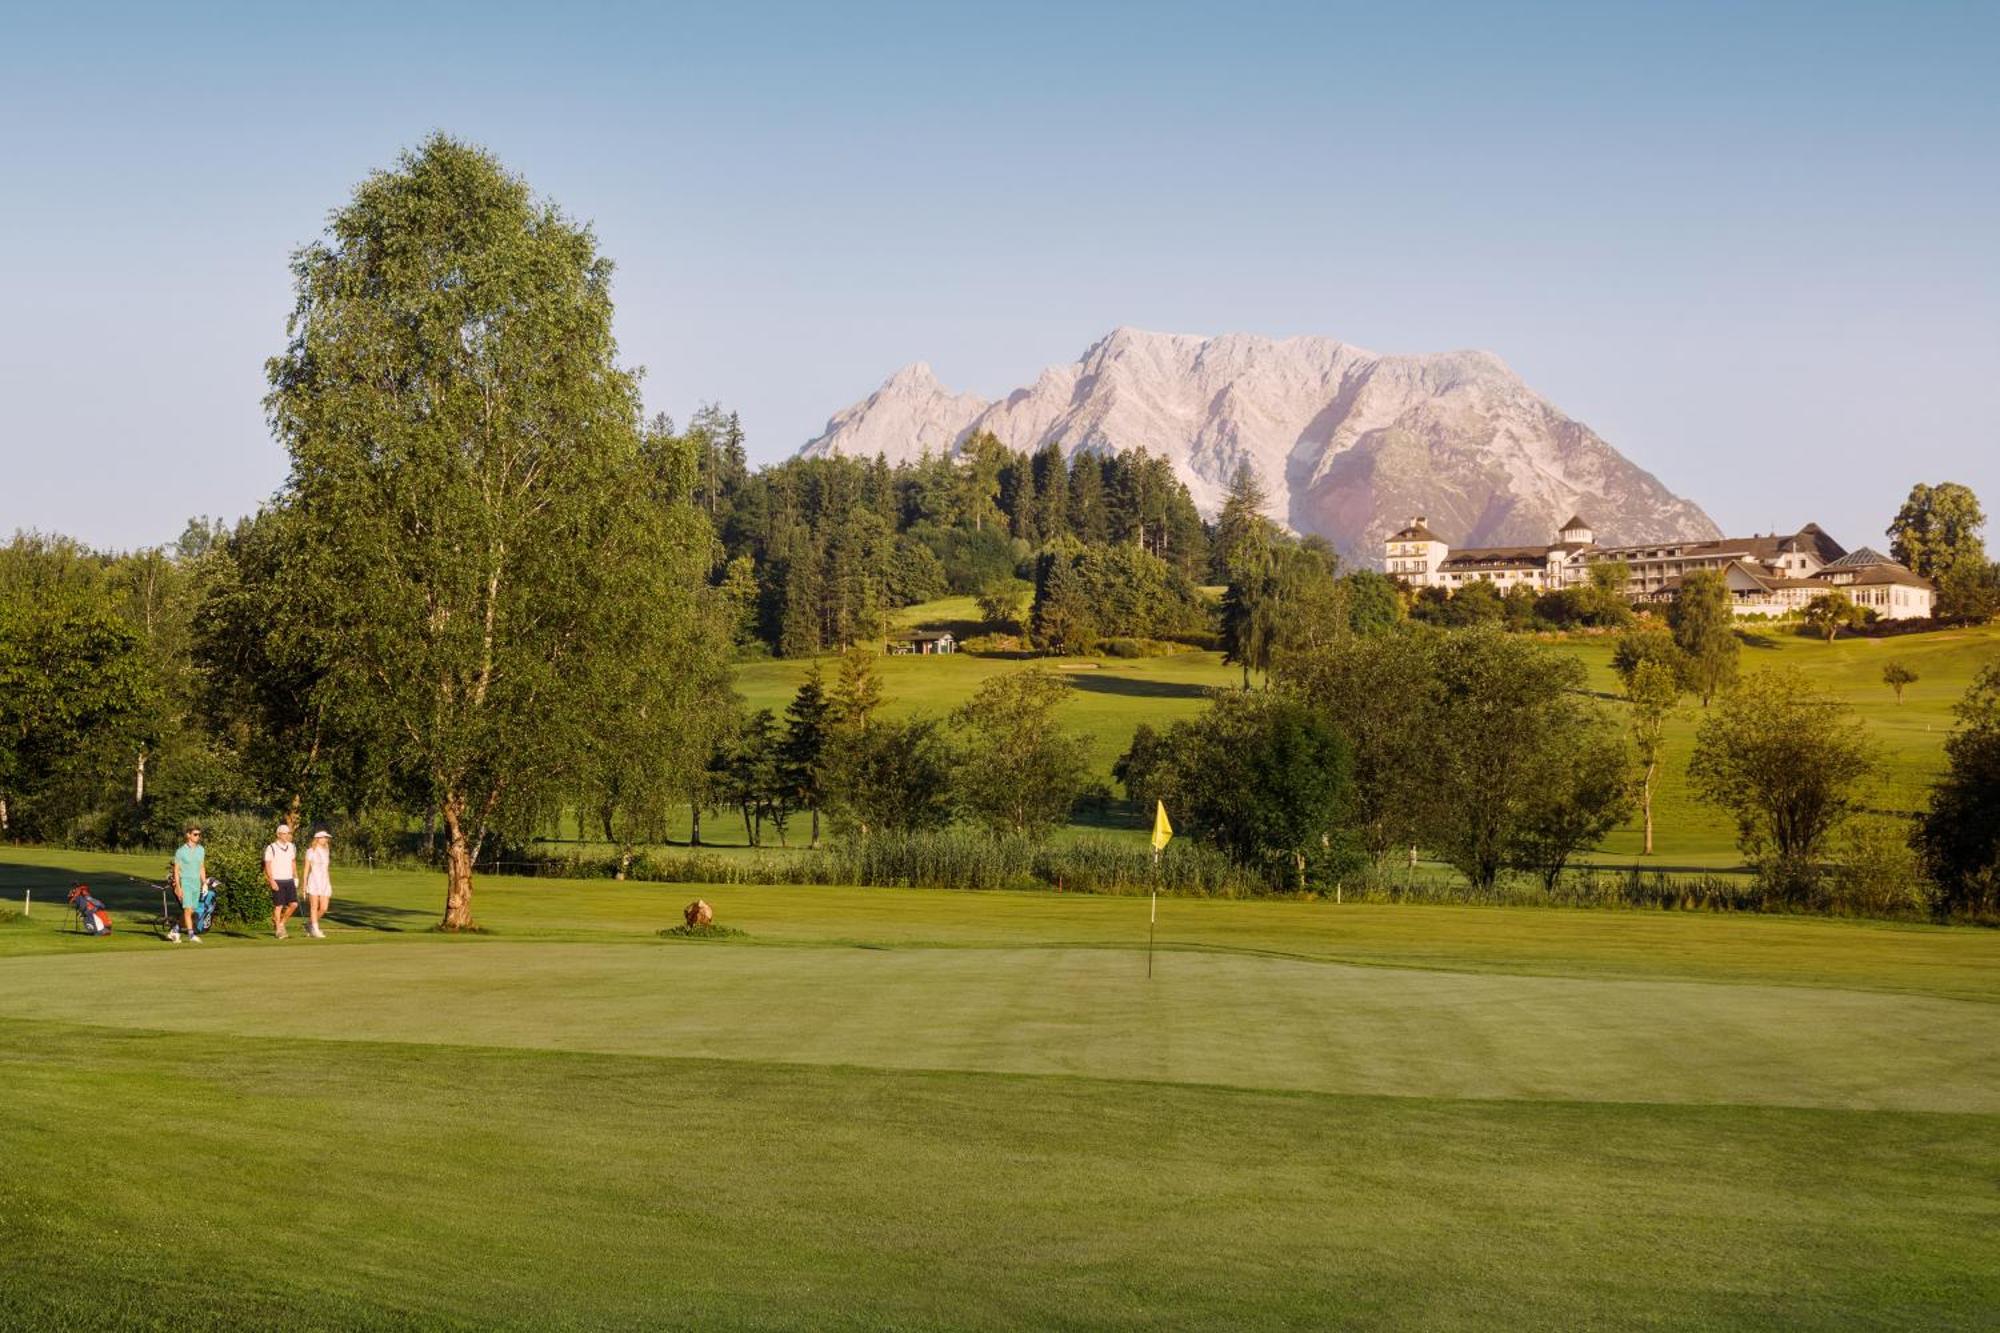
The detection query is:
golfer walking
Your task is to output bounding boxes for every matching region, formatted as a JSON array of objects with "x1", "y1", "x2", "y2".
[
  {"x1": 264, "y1": 823, "x2": 301, "y2": 940},
  {"x1": 170, "y1": 824, "x2": 206, "y2": 943},
  {"x1": 302, "y1": 828, "x2": 333, "y2": 939}
]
